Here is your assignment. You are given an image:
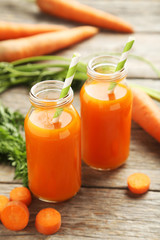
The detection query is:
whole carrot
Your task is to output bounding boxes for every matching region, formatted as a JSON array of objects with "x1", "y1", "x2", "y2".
[
  {"x1": 0, "y1": 26, "x2": 98, "y2": 62},
  {"x1": 132, "y1": 87, "x2": 160, "y2": 142},
  {"x1": 37, "y1": 0, "x2": 133, "y2": 33},
  {"x1": 0, "y1": 21, "x2": 67, "y2": 40}
]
